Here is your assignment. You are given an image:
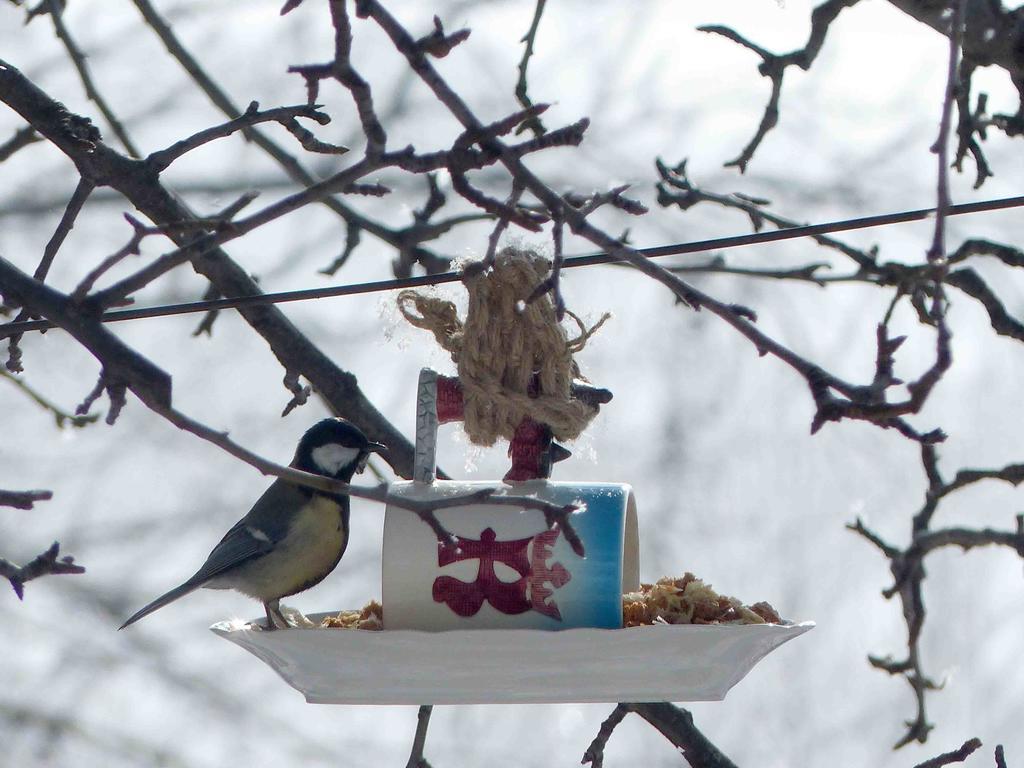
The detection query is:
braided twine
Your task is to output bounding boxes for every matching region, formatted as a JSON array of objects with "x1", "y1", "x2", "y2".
[{"x1": 397, "y1": 247, "x2": 610, "y2": 446}]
